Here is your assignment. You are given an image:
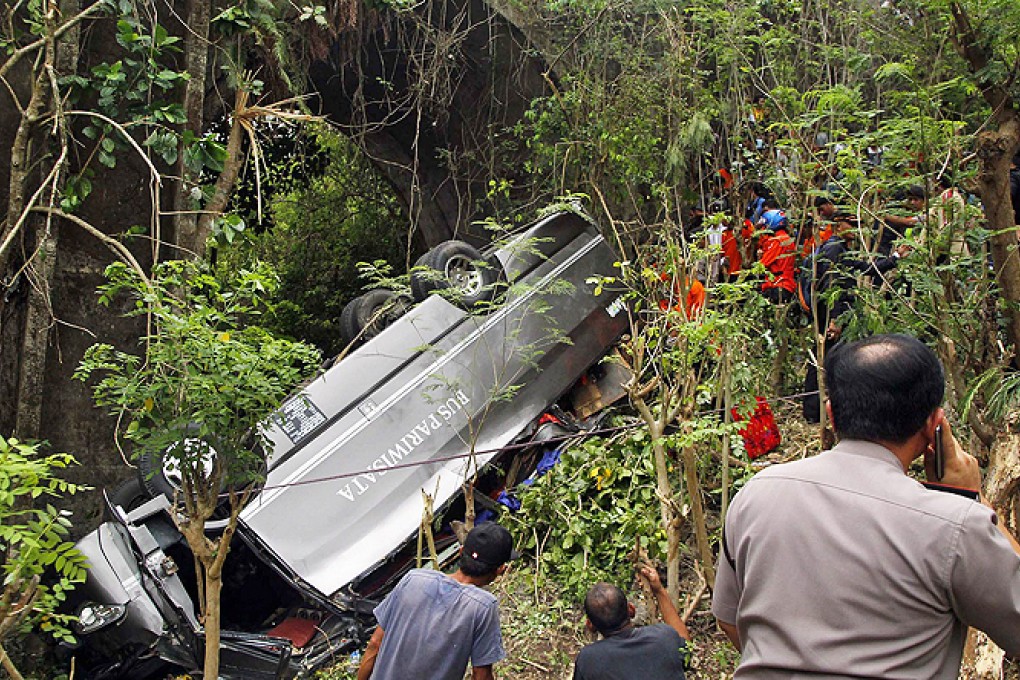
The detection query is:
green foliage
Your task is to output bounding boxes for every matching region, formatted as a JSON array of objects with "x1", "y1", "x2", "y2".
[
  {"x1": 508, "y1": 430, "x2": 664, "y2": 600},
  {"x1": 314, "y1": 656, "x2": 360, "y2": 680},
  {"x1": 0, "y1": 437, "x2": 87, "y2": 647},
  {"x1": 846, "y1": 215, "x2": 1006, "y2": 419},
  {"x1": 212, "y1": 0, "x2": 281, "y2": 37},
  {"x1": 61, "y1": 10, "x2": 189, "y2": 171},
  {"x1": 74, "y1": 260, "x2": 320, "y2": 493},
  {"x1": 219, "y1": 127, "x2": 409, "y2": 356}
]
